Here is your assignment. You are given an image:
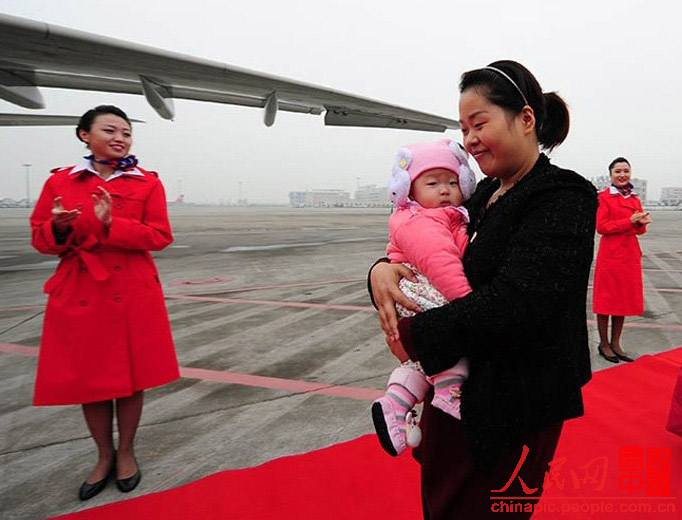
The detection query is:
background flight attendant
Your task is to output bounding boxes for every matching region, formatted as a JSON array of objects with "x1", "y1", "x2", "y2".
[
  {"x1": 593, "y1": 157, "x2": 651, "y2": 363},
  {"x1": 30, "y1": 105, "x2": 180, "y2": 500}
]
